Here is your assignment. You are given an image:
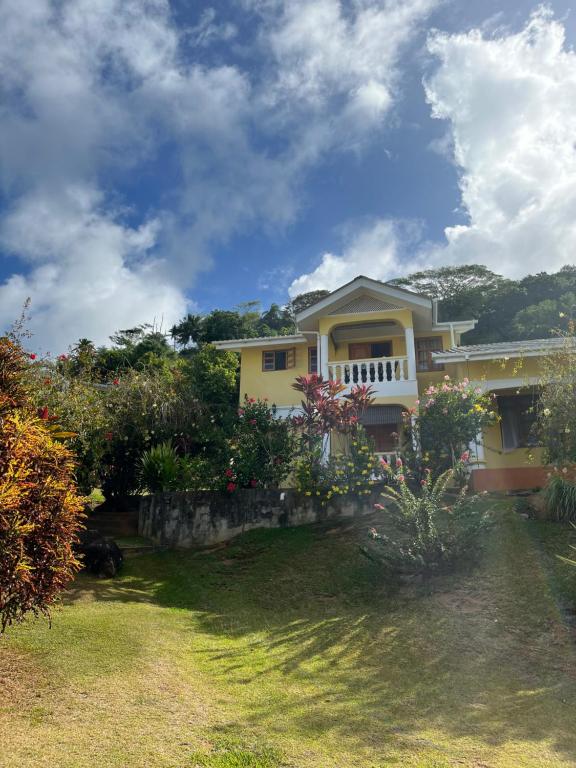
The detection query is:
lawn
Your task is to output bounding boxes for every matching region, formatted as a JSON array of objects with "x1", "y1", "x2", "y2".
[{"x1": 2, "y1": 502, "x2": 576, "y2": 767}]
